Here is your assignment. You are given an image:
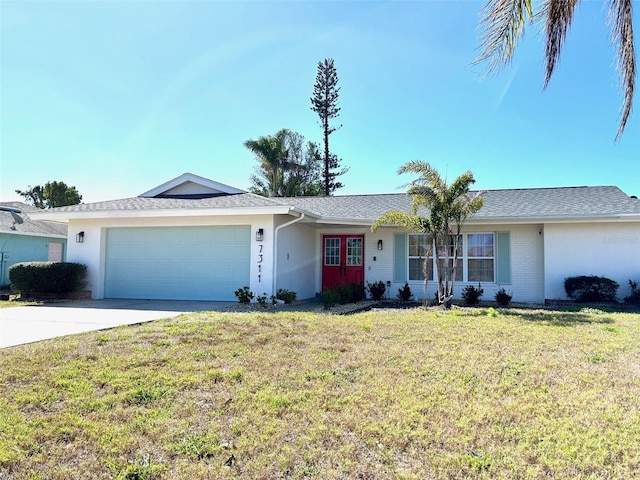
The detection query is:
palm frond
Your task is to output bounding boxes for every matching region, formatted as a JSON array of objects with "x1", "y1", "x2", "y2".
[
  {"x1": 610, "y1": 0, "x2": 636, "y2": 141},
  {"x1": 475, "y1": 0, "x2": 534, "y2": 75},
  {"x1": 447, "y1": 171, "x2": 476, "y2": 202},
  {"x1": 371, "y1": 211, "x2": 430, "y2": 234},
  {"x1": 543, "y1": 0, "x2": 579, "y2": 89}
]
